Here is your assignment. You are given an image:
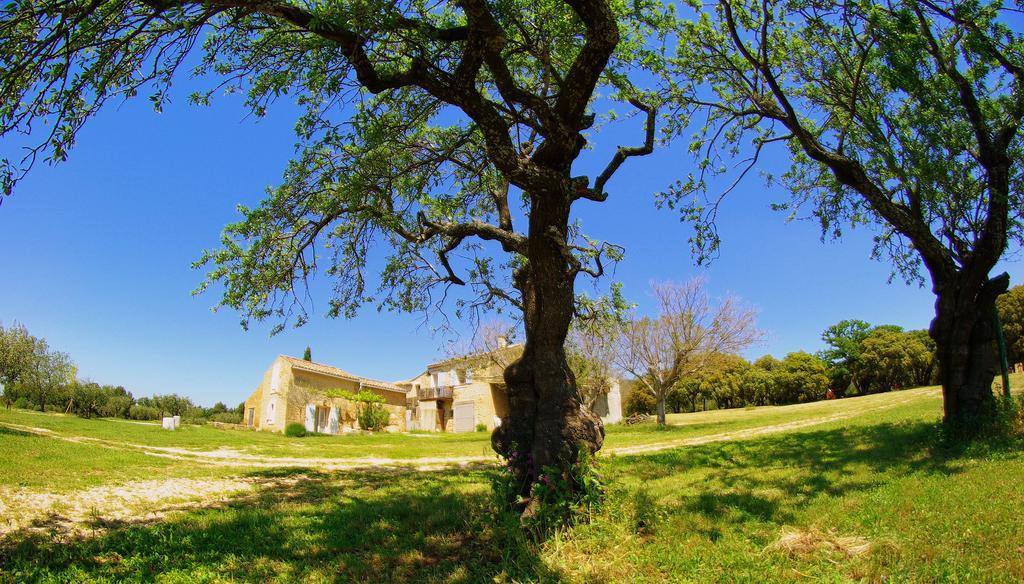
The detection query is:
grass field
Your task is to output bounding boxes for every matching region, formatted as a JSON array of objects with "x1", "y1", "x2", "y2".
[{"x1": 1, "y1": 379, "x2": 1022, "y2": 582}]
